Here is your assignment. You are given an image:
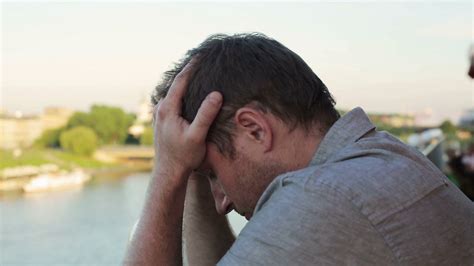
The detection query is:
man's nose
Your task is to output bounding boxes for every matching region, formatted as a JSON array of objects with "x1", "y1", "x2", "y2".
[{"x1": 210, "y1": 182, "x2": 233, "y2": 215}]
